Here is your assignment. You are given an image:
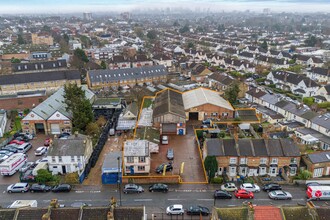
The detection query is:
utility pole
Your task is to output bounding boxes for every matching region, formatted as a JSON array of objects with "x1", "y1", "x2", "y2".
[{"x1": 117, "y1": 156, "x2": 122, "y2": 206}]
